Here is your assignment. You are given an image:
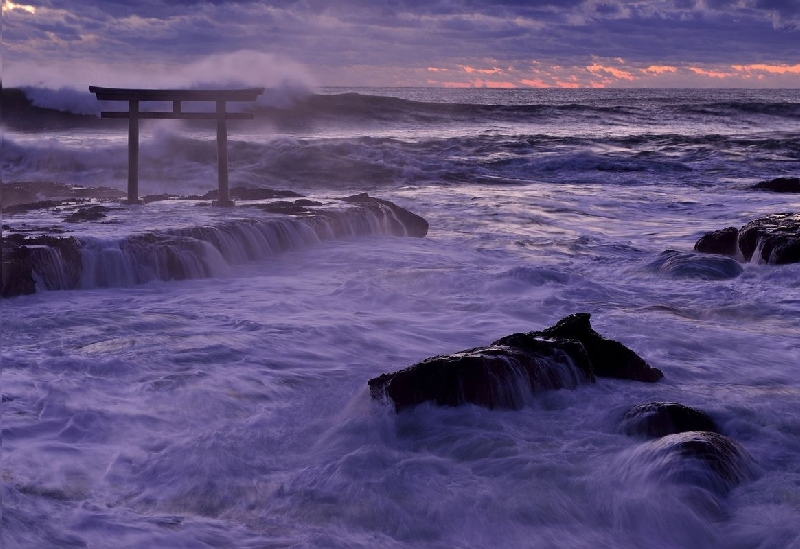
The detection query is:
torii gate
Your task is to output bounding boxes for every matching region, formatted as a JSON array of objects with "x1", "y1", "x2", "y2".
[{"x1": 89, "y1": 86, "x2": 264, "y2": 206}]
